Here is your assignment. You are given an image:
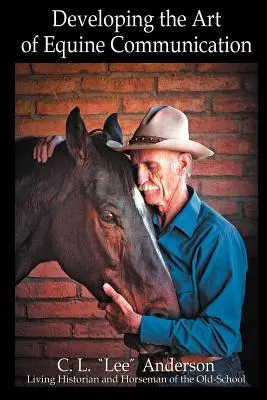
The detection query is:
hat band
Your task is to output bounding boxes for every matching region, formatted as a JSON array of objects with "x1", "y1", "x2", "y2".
[{"x1": 129, "y1": 136, "x2": 166, "y2": 145}]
